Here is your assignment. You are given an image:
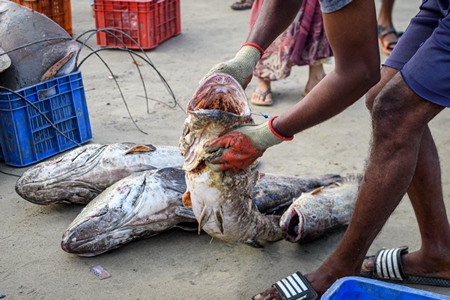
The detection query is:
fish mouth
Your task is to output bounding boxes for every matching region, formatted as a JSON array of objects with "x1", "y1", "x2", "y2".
[
  {"x1": 180, "y1": 73, "x2": 253, "y2": 171},
  {"x1": 281, "y1": 208, "x2": 304, "y2": 242},
  {"x1": 61, "y1": 230, "x2": 122, "y2": 257},
  {"x1": 15, "y1": 180, "x2": 102, "y2": 205},
  {"x1": 187, "y1": 73, "x2": 251, "y2": 116}
]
